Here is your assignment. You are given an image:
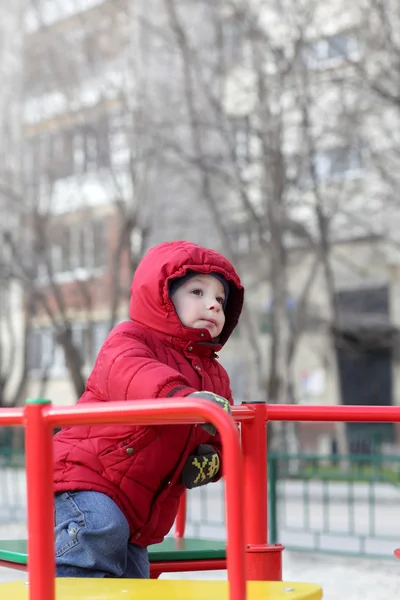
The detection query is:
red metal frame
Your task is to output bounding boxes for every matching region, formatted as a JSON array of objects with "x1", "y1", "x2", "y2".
[
  {"x1": 0, "y1": 558, "x2": 228, "y2": 577},
  {"x1": 241, "y1": 403, "x2": 284, "y2": 581},
  {"x1": 25, "y1": 401, "x2": 56, "y2": 600},
  {"x1": 174, "y1": 492, "x2": 187, "y2": 539},
  {"x1": 0, "y1": 560, "x2": 27, "y2": 571},
  {"x1": 174, "y1": 402, "x2": 400, "y2": 581},
  {"x1": 0, "y1": 399, "x2": 245, "y2": 600},
  {"x1": 150, "y1": 558, "x2": 227, "y2": 579},
  {"x1": 266, "y1": 404, "x2": 400, "y2": 422},
  {"x1": 1, "y1": 401, "x2": 400, "y2": 599}
]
